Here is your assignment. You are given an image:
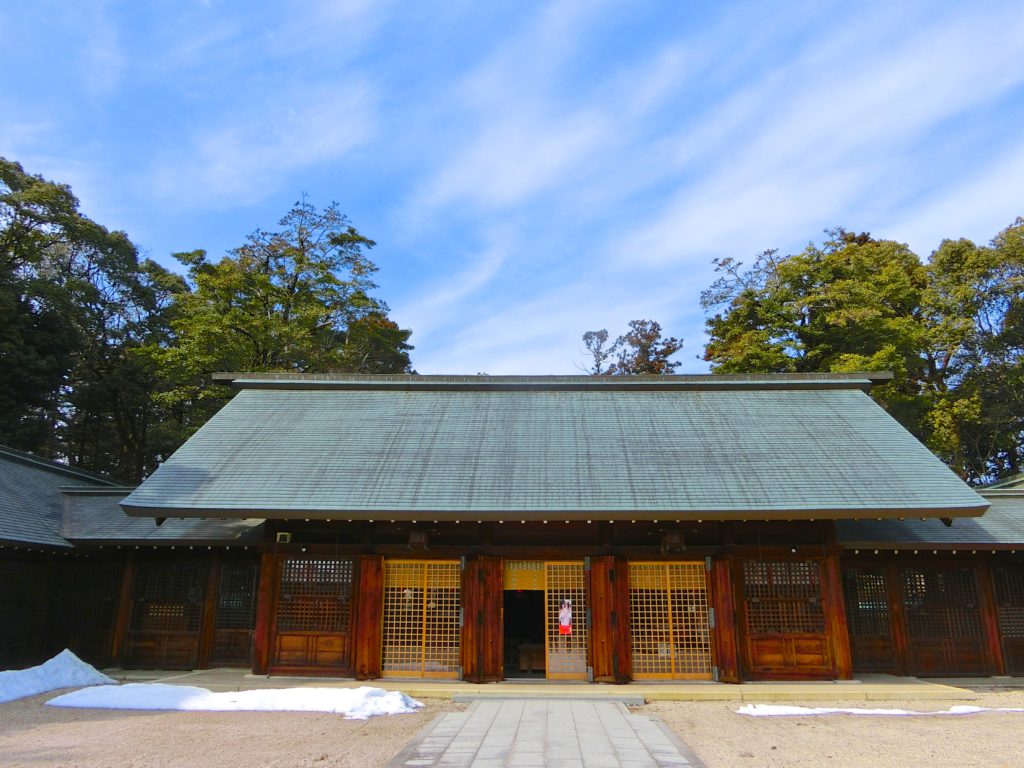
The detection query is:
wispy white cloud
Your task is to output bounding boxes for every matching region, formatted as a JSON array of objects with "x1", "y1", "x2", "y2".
[
  {"x1": 80, "y1": 3, "x2": 124, "y2": 100},
  {"x1": 395, "y1": 235, "x2": 510, "y2": 342},
  {"x1": 608, "y1": 3, "x2": 1024, "y2": 269},
  {"x1": 886, "y1": 141, "x2": 1024, "y2": 256},
  {"x1": 150, "y1": 81, "x2": 376, "y2": 207}
]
